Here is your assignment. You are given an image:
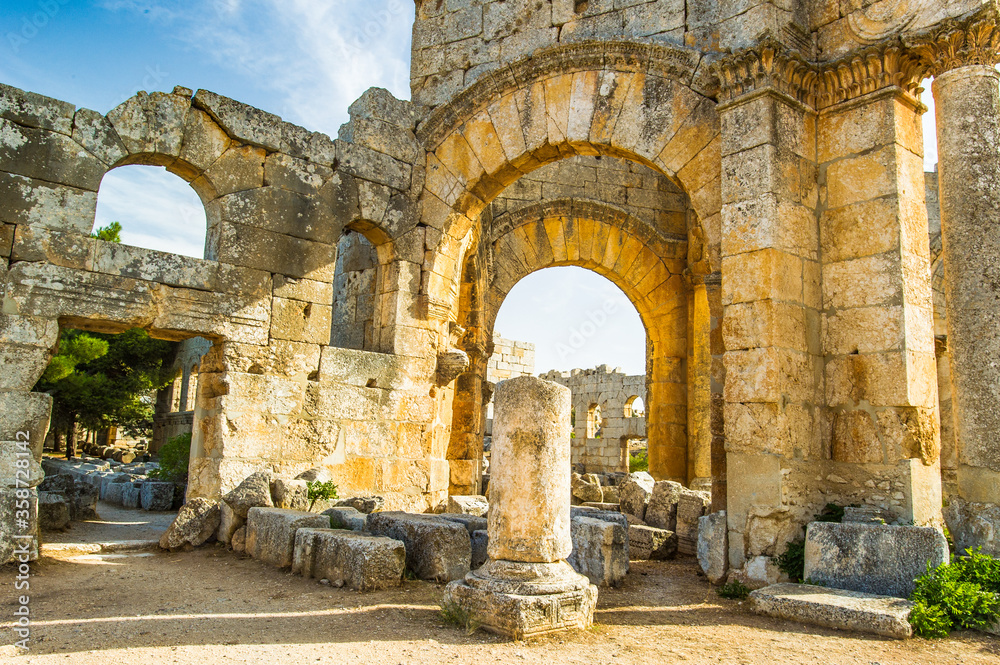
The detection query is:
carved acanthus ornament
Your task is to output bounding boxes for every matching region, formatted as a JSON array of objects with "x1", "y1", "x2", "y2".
[
  {"x1": 906, "y1": 9, "x2": 1000, "y2": 76},
  {"x1": 714, "y1": 38, "x2": 818, "y2": 108}
]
